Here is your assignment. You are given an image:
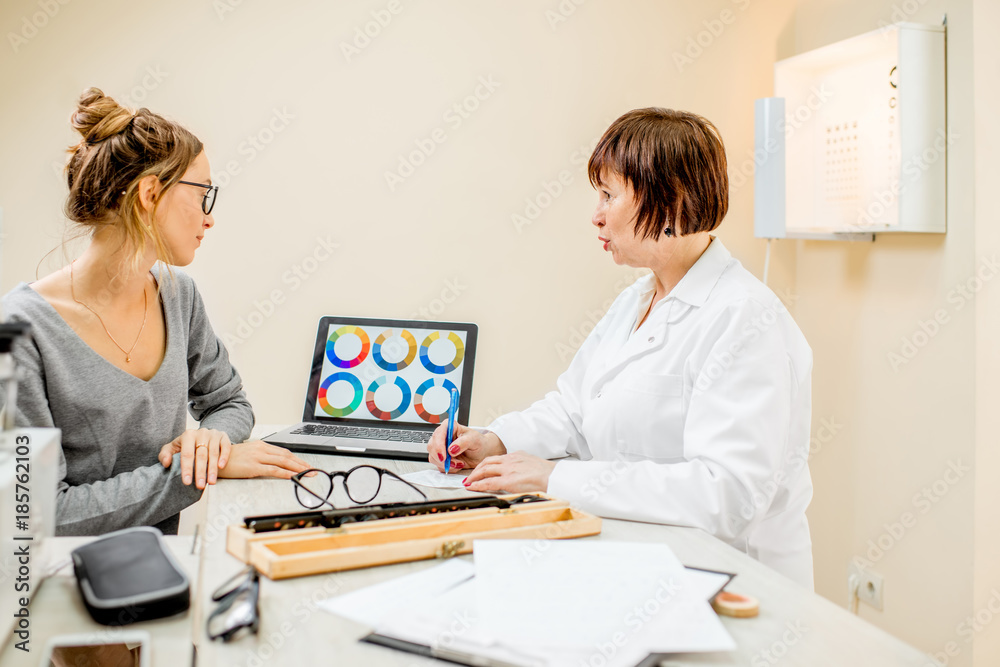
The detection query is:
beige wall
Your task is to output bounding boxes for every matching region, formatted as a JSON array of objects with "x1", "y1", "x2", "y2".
[
  {"x1": 790, "y1": 0, "x2": 997, "y2": 665},
  {"x1": 972, "y1": 0, "x2": 1000, "y2": 663},
  {"x1": 2, "y1": 0, "x2": 996, "y2": 662}
]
